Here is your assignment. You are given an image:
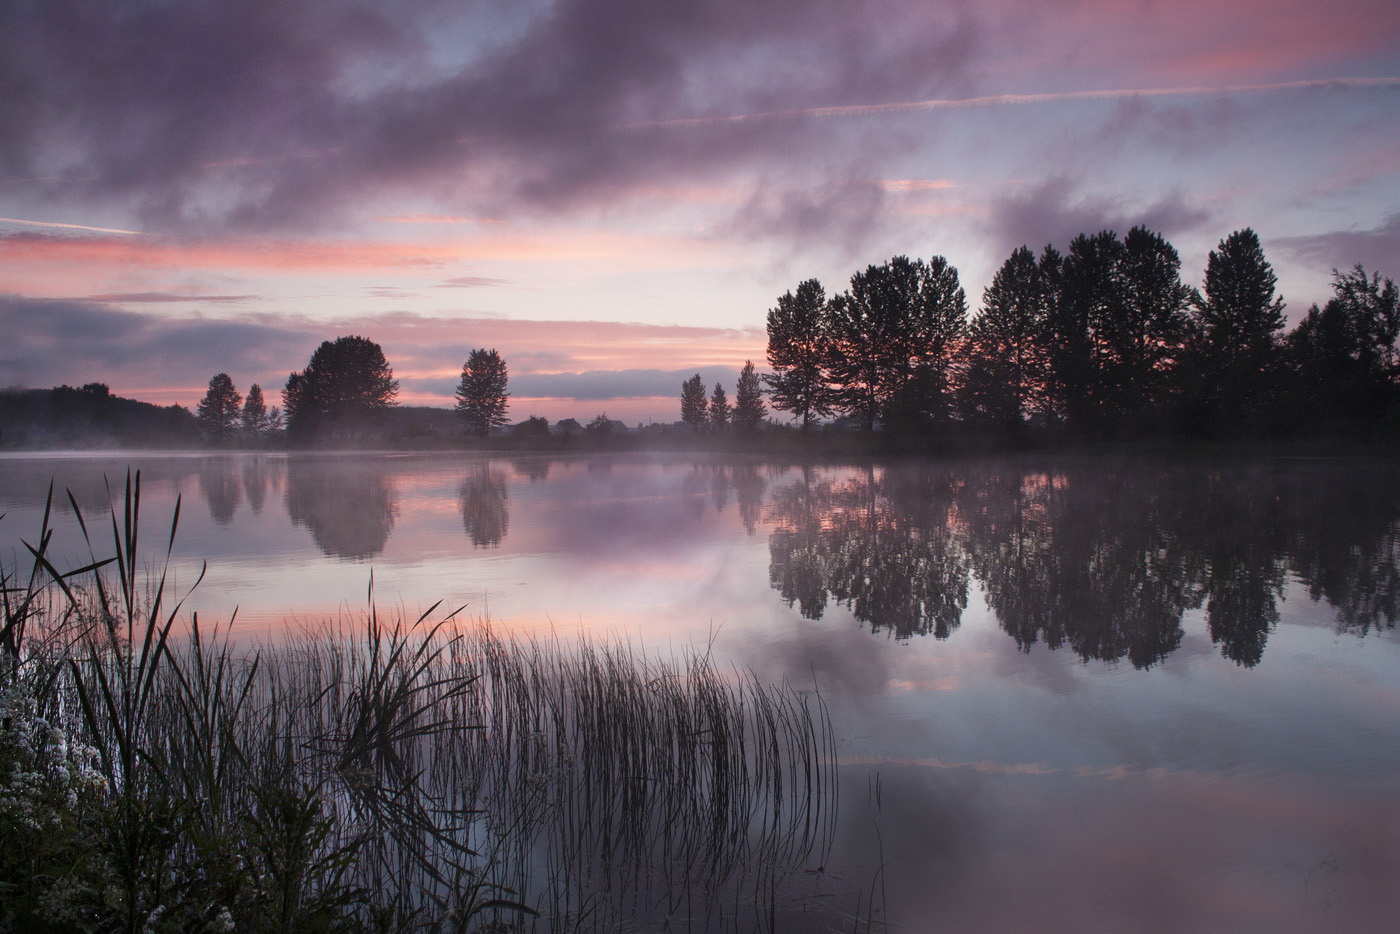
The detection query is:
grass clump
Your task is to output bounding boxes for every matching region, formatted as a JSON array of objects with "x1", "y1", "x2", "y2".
[{"x1": 1, "y1": 473, "x2": 835, "y2": 932}]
